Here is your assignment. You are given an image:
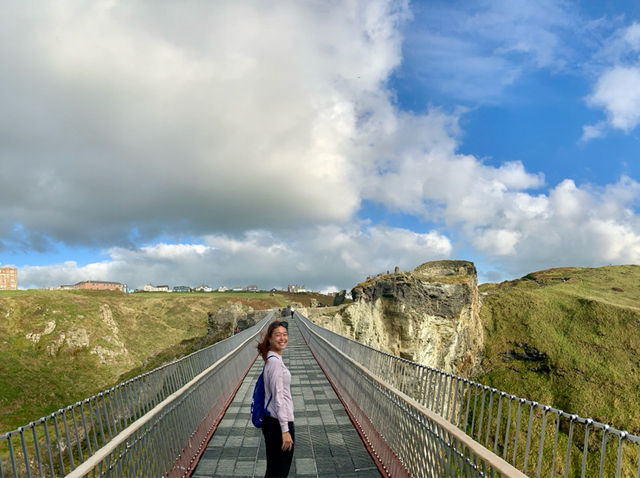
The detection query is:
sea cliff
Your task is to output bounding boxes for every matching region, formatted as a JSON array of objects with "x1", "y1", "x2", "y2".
[{"x1": 304, "y1": 260, "x2": 484, "y2": 376}]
